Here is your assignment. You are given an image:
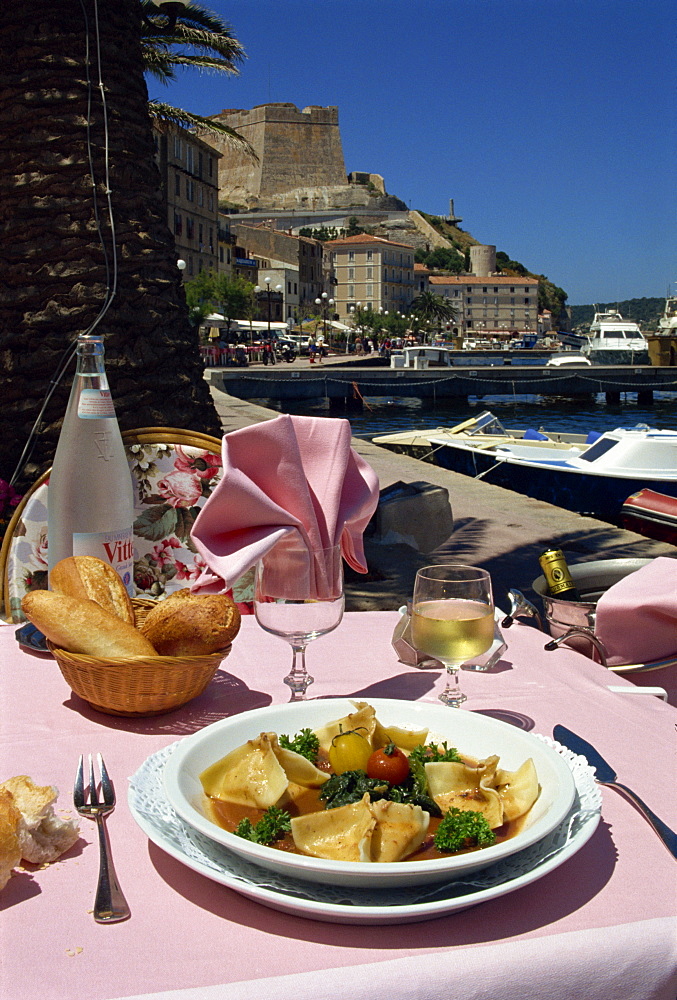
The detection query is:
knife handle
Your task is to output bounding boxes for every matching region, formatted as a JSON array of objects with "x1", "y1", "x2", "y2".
[{"x1": 603, "y1": 781, "x2": 677, "y2": 859}]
